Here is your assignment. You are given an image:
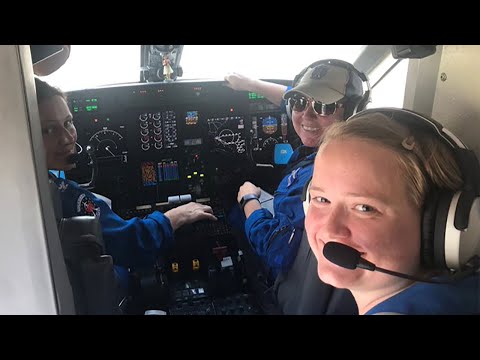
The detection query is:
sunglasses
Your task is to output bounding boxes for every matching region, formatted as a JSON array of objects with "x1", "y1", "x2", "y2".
[{"x1": 289, "y1": 96, "x2": 341, "y2": 116}]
